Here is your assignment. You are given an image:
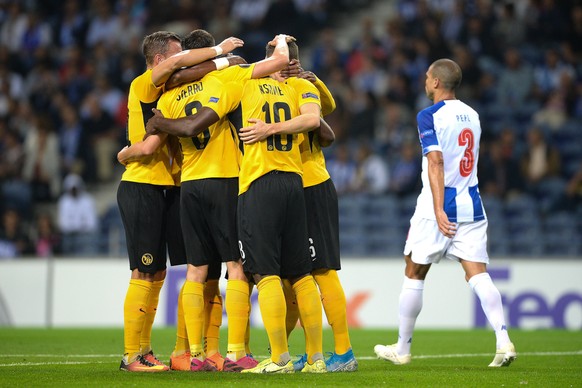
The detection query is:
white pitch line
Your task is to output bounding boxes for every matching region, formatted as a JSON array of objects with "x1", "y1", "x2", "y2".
[{"x1": 1, "y1": 351, "x2": 581, "y2": 367}]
